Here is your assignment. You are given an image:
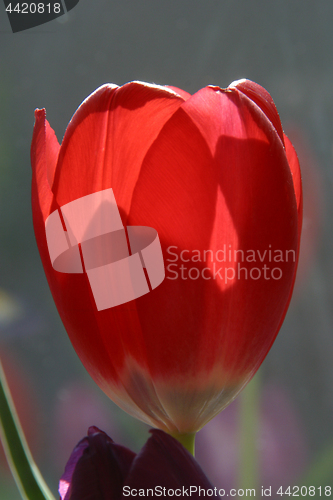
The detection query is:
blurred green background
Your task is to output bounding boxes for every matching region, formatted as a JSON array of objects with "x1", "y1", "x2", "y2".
[{"x1": 1, "y1": 1, "x2": 333, "y2": 498}]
